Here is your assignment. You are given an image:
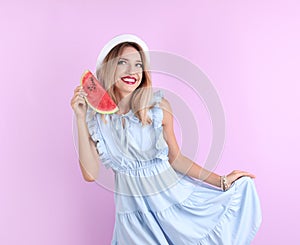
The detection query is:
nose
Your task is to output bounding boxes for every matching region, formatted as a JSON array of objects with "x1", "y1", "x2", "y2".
[
  {"x1": 127, "y1": 63, "x2": 138, "y2": 75},
  {"x1": 127, "y1": 64, "x2": 134, "y2": 75}
]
